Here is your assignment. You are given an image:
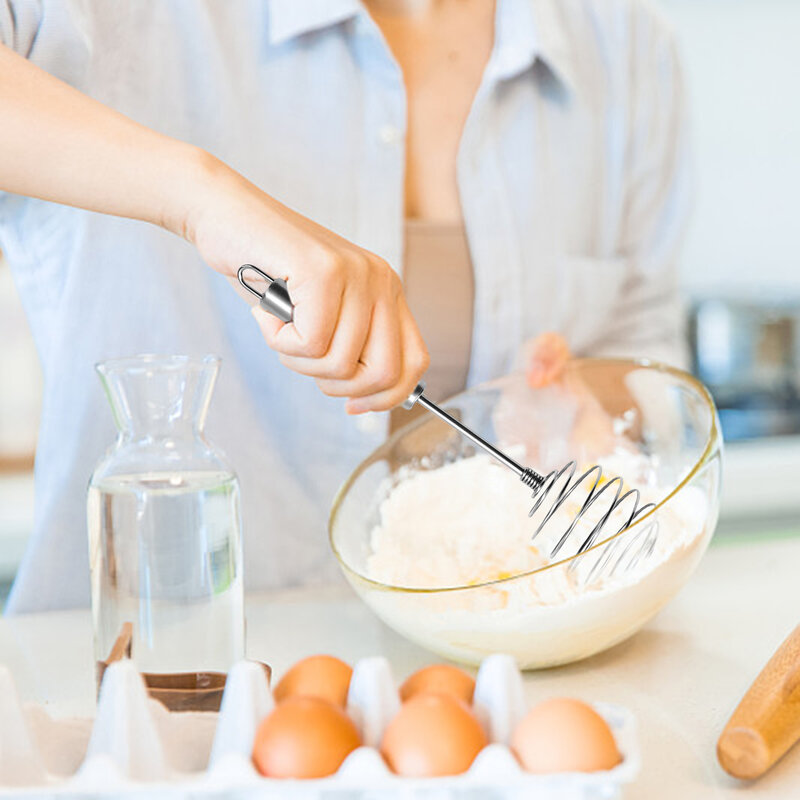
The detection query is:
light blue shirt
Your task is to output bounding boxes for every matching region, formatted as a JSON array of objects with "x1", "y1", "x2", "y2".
[{"x1": 0, "y1": 0, "x2": 689, "y2": 612}]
